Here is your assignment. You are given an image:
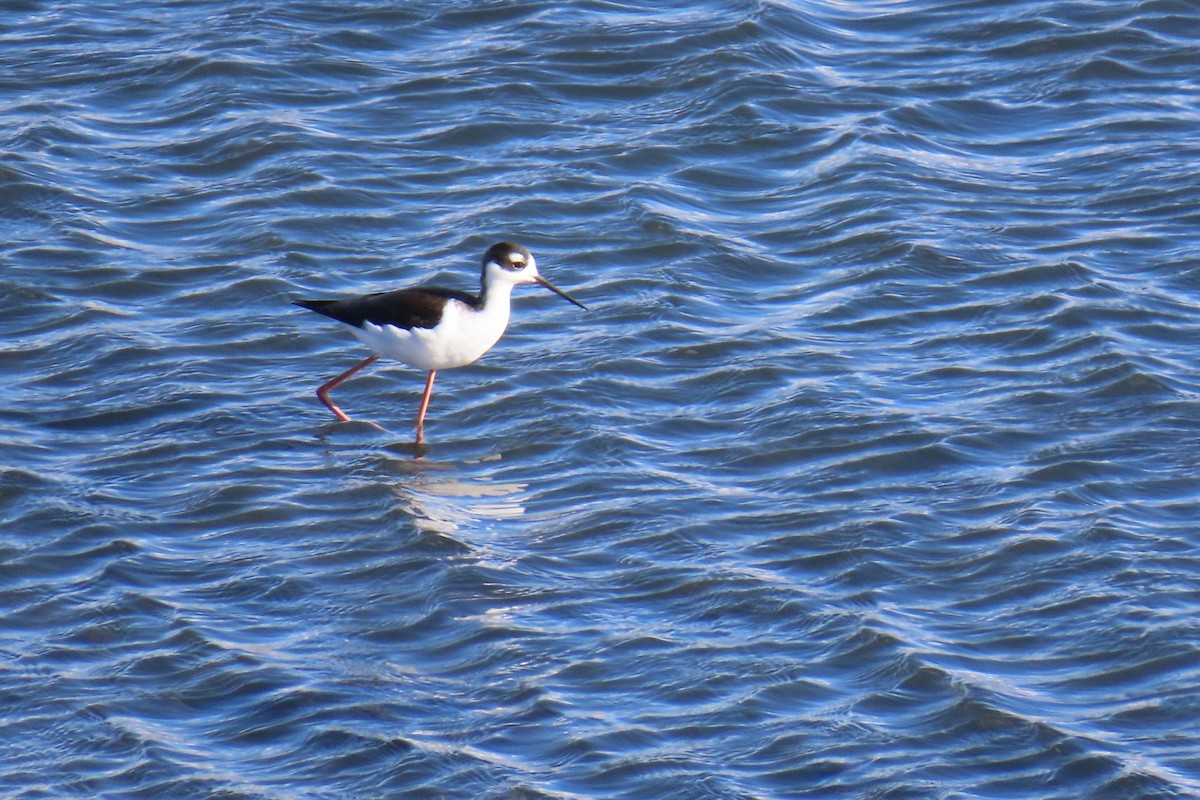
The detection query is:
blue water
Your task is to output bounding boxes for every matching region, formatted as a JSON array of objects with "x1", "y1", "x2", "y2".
[{"x1": 3, "y1": 1, "x2": 1200, "y2": 797}]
